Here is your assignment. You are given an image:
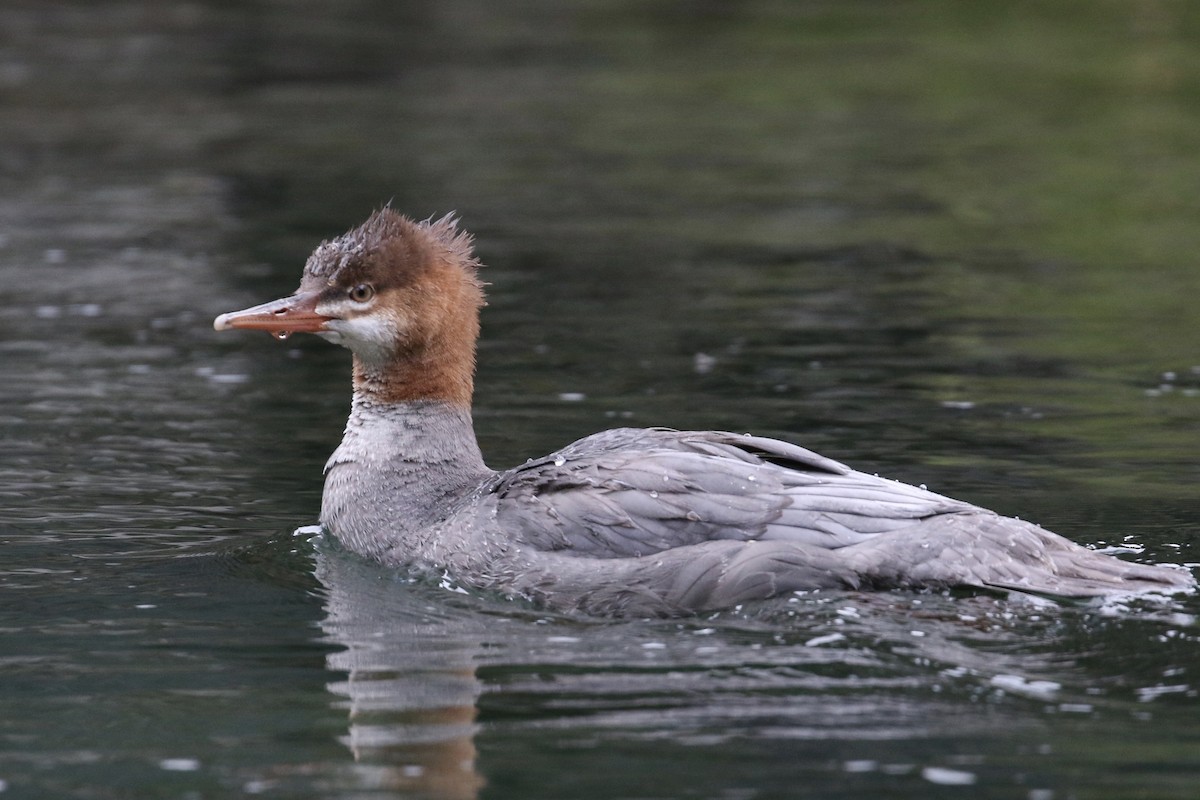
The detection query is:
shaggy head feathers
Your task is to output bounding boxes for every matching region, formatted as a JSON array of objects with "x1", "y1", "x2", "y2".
[{"x1": 301, "y1": 208, "x2": 482, "y2": 292}]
